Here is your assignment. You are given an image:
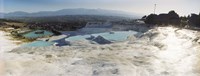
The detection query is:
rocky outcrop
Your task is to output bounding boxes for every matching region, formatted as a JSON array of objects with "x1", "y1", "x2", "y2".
[
  {"x1": 144, "y1": 10, "x2": 181, "y2": 25},
  {"x1": 92, "y1": 36, "x2": 111, "y2": 44}
]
